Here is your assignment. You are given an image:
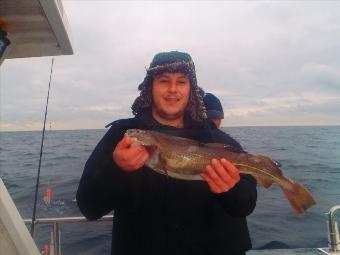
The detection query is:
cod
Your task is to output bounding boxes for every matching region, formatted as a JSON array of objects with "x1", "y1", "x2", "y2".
[{"x1": 126, "y1": 129, "x2": 316, "y2": 214}]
